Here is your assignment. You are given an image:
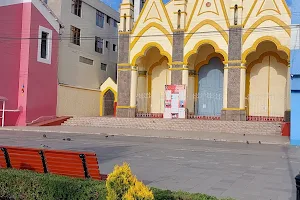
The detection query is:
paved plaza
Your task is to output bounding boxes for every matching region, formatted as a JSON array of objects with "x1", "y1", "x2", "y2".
[{"x1": 0, "y1": 129, "x2": 298, "y2": 200}]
